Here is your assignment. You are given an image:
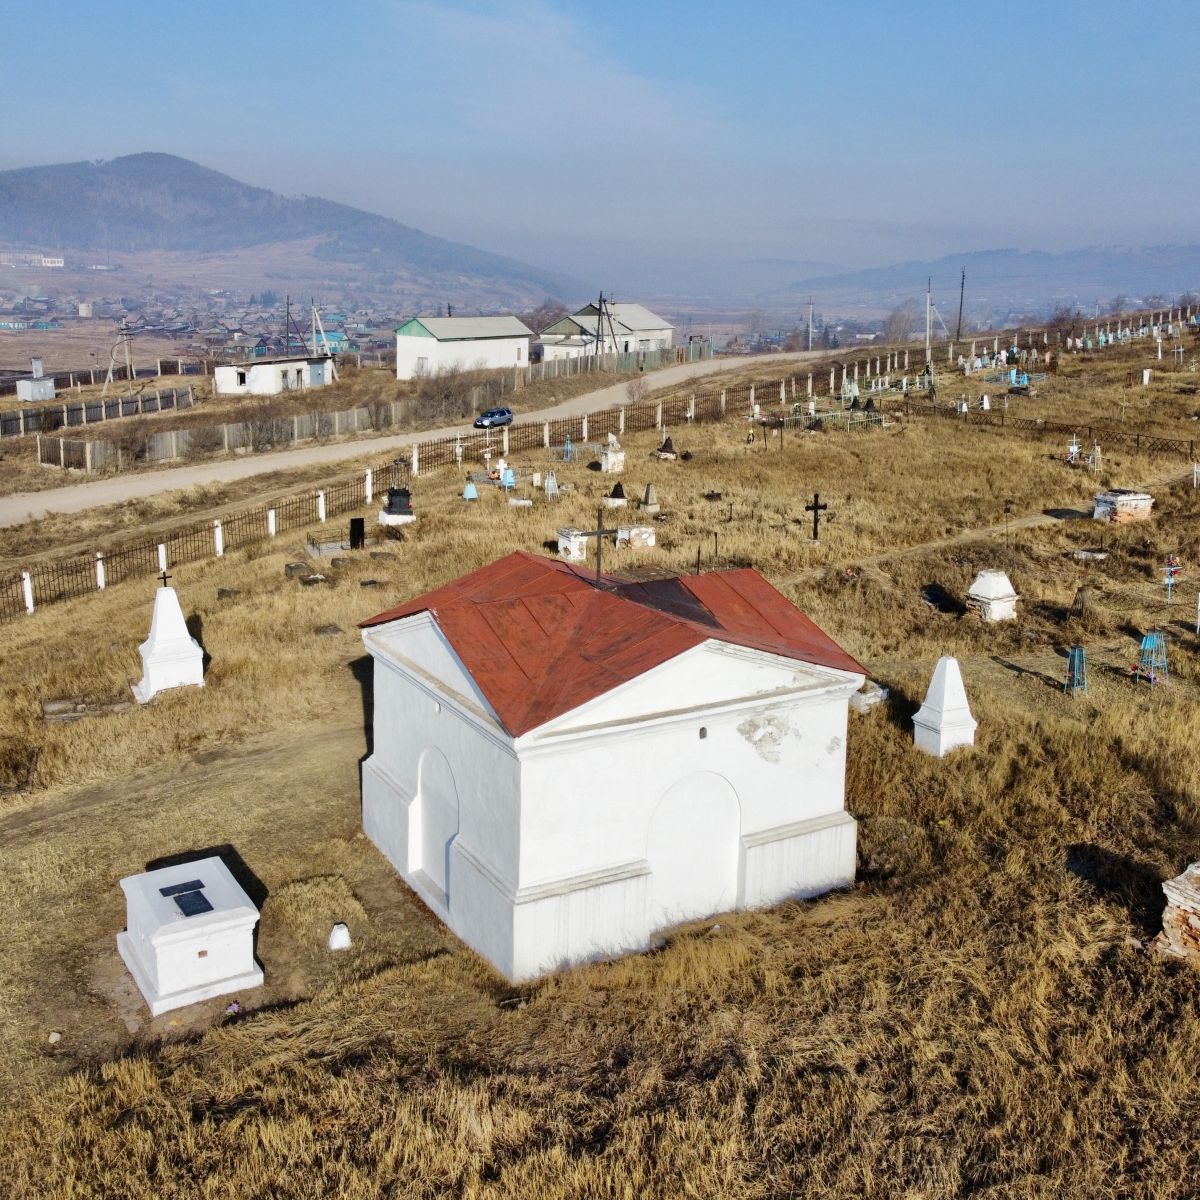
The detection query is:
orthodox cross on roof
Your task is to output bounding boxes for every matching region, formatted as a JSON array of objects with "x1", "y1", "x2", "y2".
[
  {"x1": 158, "y1": 569, "x2": 172, "y2": 588},
  {"x1": 577, "y1": 507, "x2": 618, "y2": 584},
  {"x1": 804, "y1": 492, "x2": 829, "y2": 541}
]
